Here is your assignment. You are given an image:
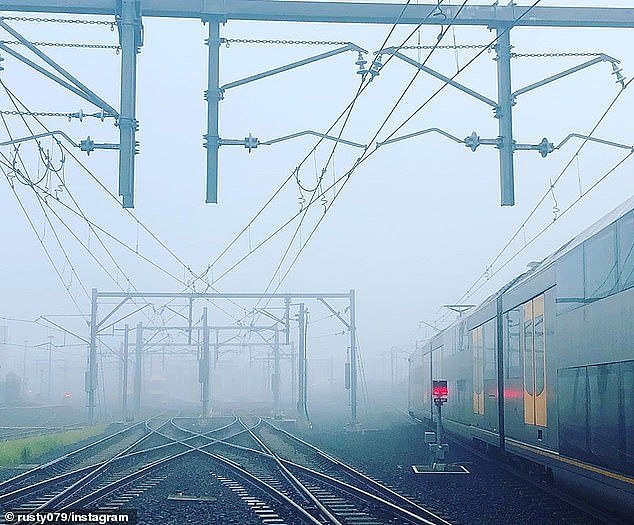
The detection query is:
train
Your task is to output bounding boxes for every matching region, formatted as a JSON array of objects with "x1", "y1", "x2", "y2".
[{"x1": 408, "y1": 196, "x2": 634, "y2": 515}]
